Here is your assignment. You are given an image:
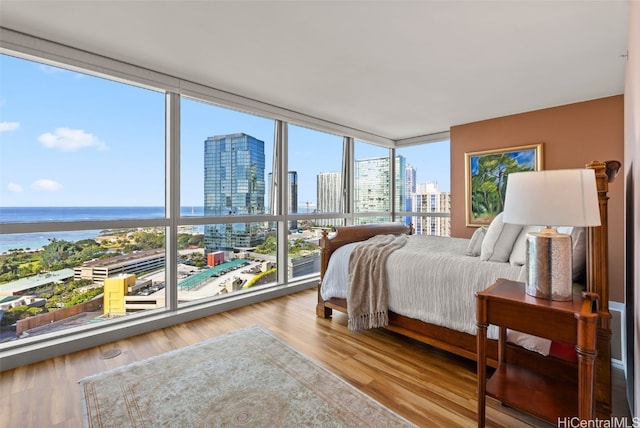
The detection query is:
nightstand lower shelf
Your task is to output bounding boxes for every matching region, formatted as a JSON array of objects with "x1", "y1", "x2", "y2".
[
  {"x1": 476, "y1": 279, "x2": 599, "y2": 427},
  {"x1": 486, "y1": 363, "x2": 578, "y2": 422}
]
